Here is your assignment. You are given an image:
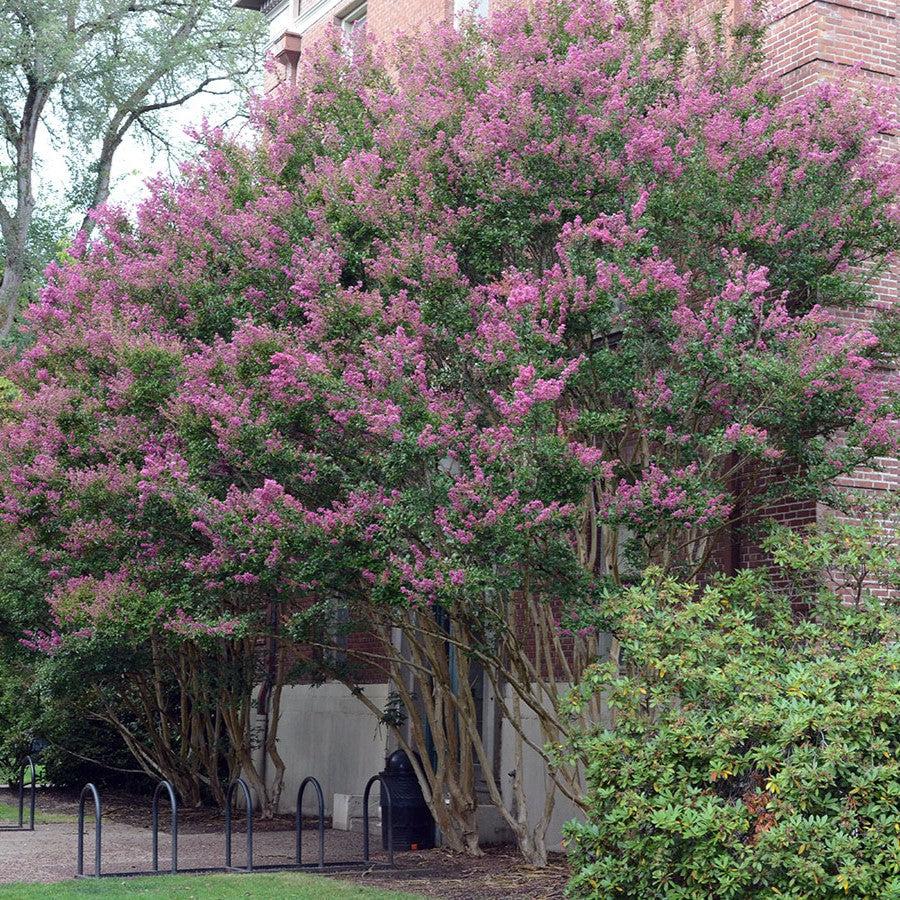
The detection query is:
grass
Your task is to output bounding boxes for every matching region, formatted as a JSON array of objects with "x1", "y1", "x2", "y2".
[
  {"x1": 0, "y1": 800, "x2": 74, "y2": 824},
  {"x1": 0, "y1": 872, "x2": 423, "y2": 899}
]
